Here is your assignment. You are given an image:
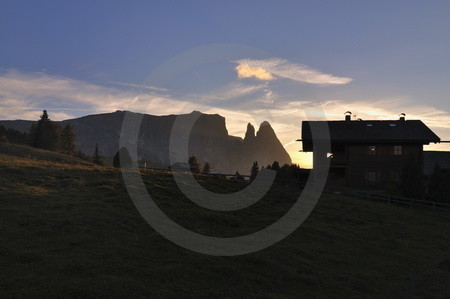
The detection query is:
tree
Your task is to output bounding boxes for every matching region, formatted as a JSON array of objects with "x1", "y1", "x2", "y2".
[
  {"x1": 202, "y1": 162, "x2": 211, "y2": 174},
  {"x1": 235, "y1": 171, "x2": 244, "y2": 181},
  {"x1": 0, "y1": 135, "x2": 8, "y2": 143},
  {"x1": 428, "y1": 164, "x2": 450, "y2": 203},
  {"x1": 250, "y1": 161, "x2": 259, "y2": 181},
  {"x1": 30, "y1": 110, "x2": 61, "y2": 151},
  {"x1": 0, "y1": 125, "x2": 29, "y2": 144},
  {"x1": 401, "y1": 158, "x2": 424, "y2": 199},
  {"x1": 271, "y1": 161, "x2": 280, "y2": 171},
  {"x1": 188, "y1": 155, "x2": 201, "y2": 173},
  {"x1": 60, "y1": 124, "x2": 76, "y2": 155},
  {"x1": 92, "y1": 143, "x2": 104, "y2": 166},
  {"x1": 113, "y1": 147, "x2": 132, "y2": 168}
]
